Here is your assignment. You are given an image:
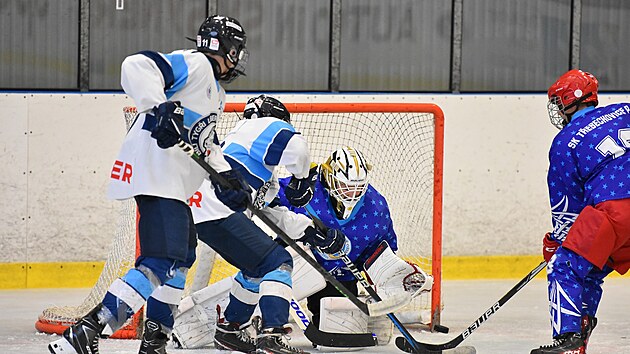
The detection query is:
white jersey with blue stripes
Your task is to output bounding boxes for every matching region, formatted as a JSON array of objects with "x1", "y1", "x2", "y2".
[
  {"x1": 107, "y1": 49, "x2": 231, "y2": 203},
  {"x1": 190, "y1": 116, "x2": 312, "y2": 223}
]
